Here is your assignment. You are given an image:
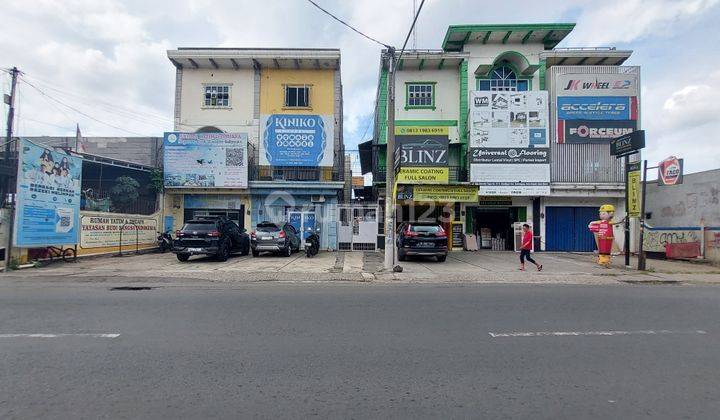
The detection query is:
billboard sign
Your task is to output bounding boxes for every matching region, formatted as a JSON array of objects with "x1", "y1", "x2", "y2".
[
  {"x1": 14, "y1": 139, "x2": 82, "y2": 247},
  {"x1": 469, "y1": 91, "x2": 550, "y2": 195},
  {"x1": 163, "y1": 132, "x2": 248, "y2": 188},
  {"x1": 260, "y1": 114, "x2": 334, "y2": 167},
  {"x1": 556, "y1": 73, "x2": 639, "y2": 97},
  {"x1": 557, "y1": 96, "x2": 635, "y2": 120},
  {"x1": 396, "y1": 167, "x2": 449, "y2": 184},
  {"x1": 558, "y1": 120, "x2": 637, "y2": 143},
  {"x1": 610, "y1": 130, "x2": 645, "y2": 157},
  {"x1": 394, "y1": 126, "x2": 449, "y2": 171},
  {"x1": 626, "y1": 161, "x2": 641, "y2": 218},
  {"x1": 80, "y1": 214, "x2": 158, "y2": 249},
  {"x1": 658, "y1": 156, "x2": 683, "y2": 186}
]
